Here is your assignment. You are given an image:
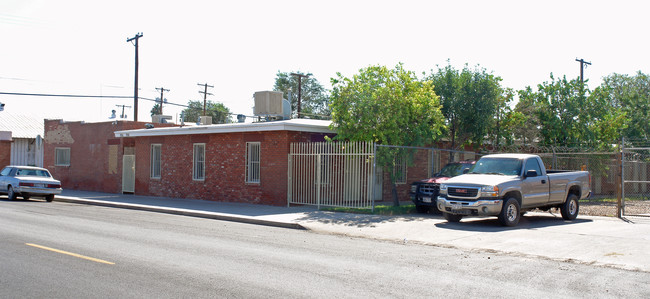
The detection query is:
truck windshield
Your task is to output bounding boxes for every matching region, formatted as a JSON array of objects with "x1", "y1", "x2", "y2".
[
  {"x1": 438, "y1": 163, "x2": 473, "y2": 177},
  {"x1": 470, "y1": 158, "x2": 522, "y2": 176}
]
